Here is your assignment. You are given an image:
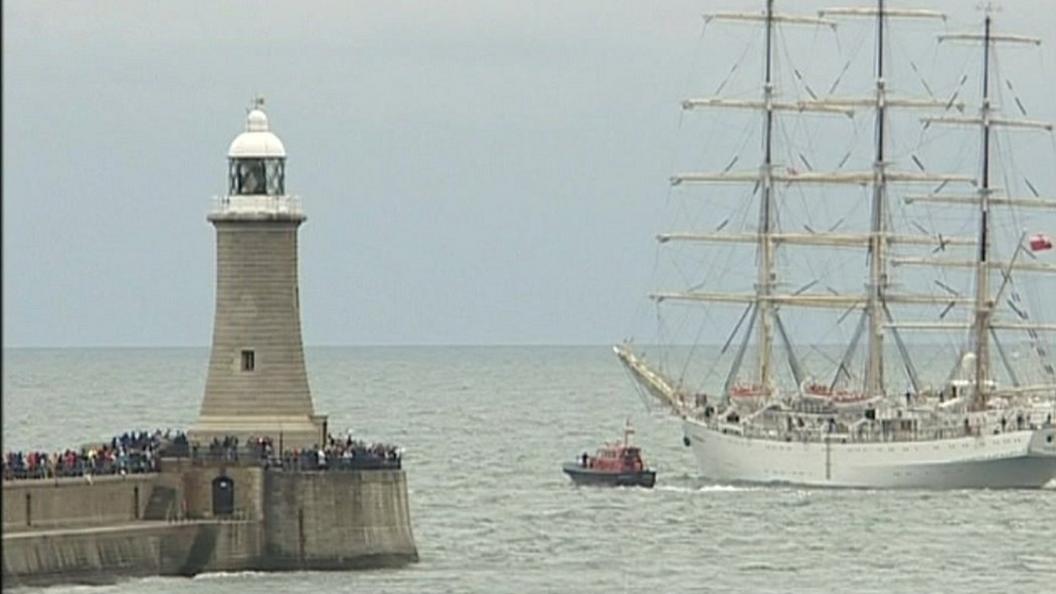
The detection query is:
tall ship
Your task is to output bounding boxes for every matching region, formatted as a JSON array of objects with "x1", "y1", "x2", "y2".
[{"x1": 616, "y1": 0, "x2": 1056, "y2": 488}]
